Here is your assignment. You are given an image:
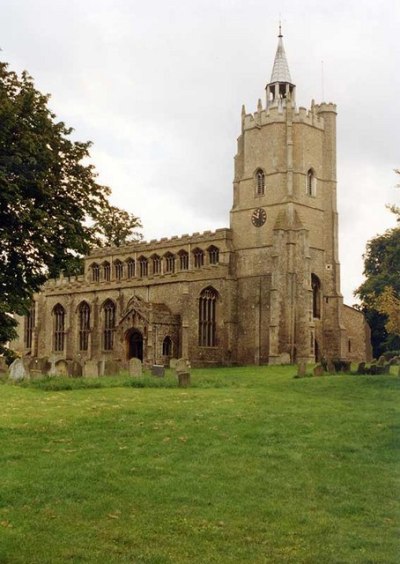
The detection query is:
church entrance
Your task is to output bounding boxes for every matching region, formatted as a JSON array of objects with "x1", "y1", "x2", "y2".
[{"x1": 128, "y1": 330, "x2": 143, "y2": 361}]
